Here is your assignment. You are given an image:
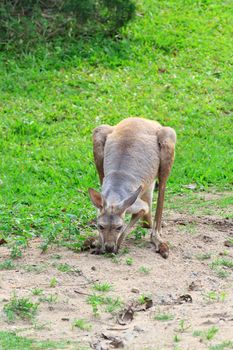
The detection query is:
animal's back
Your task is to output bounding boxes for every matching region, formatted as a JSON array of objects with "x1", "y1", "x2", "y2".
[{"x1": 104, "y1": 118, "x2": 162, "y2": 186}]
